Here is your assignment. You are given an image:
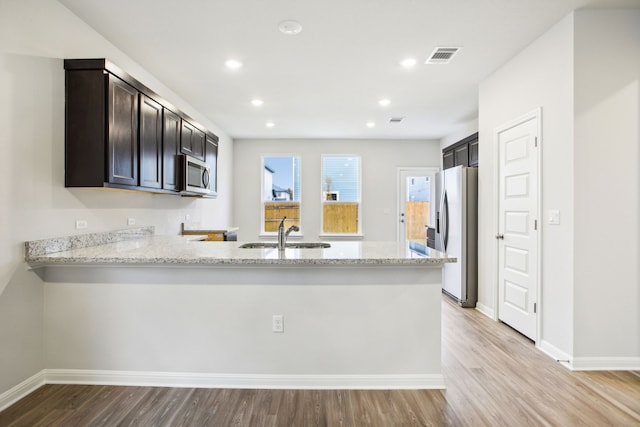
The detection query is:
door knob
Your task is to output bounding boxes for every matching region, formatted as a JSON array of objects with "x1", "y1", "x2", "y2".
[{"x1": 495, "y1": 234, "x2": 504, "y2": 240}]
